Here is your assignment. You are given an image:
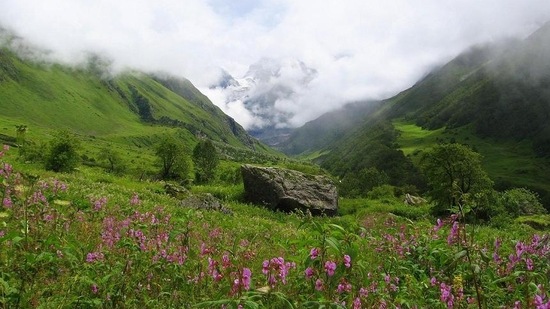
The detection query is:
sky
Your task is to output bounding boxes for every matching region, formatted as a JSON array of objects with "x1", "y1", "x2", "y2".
[{"x1": 1, "y1": 0, "x2": 550, "y2": 129}]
